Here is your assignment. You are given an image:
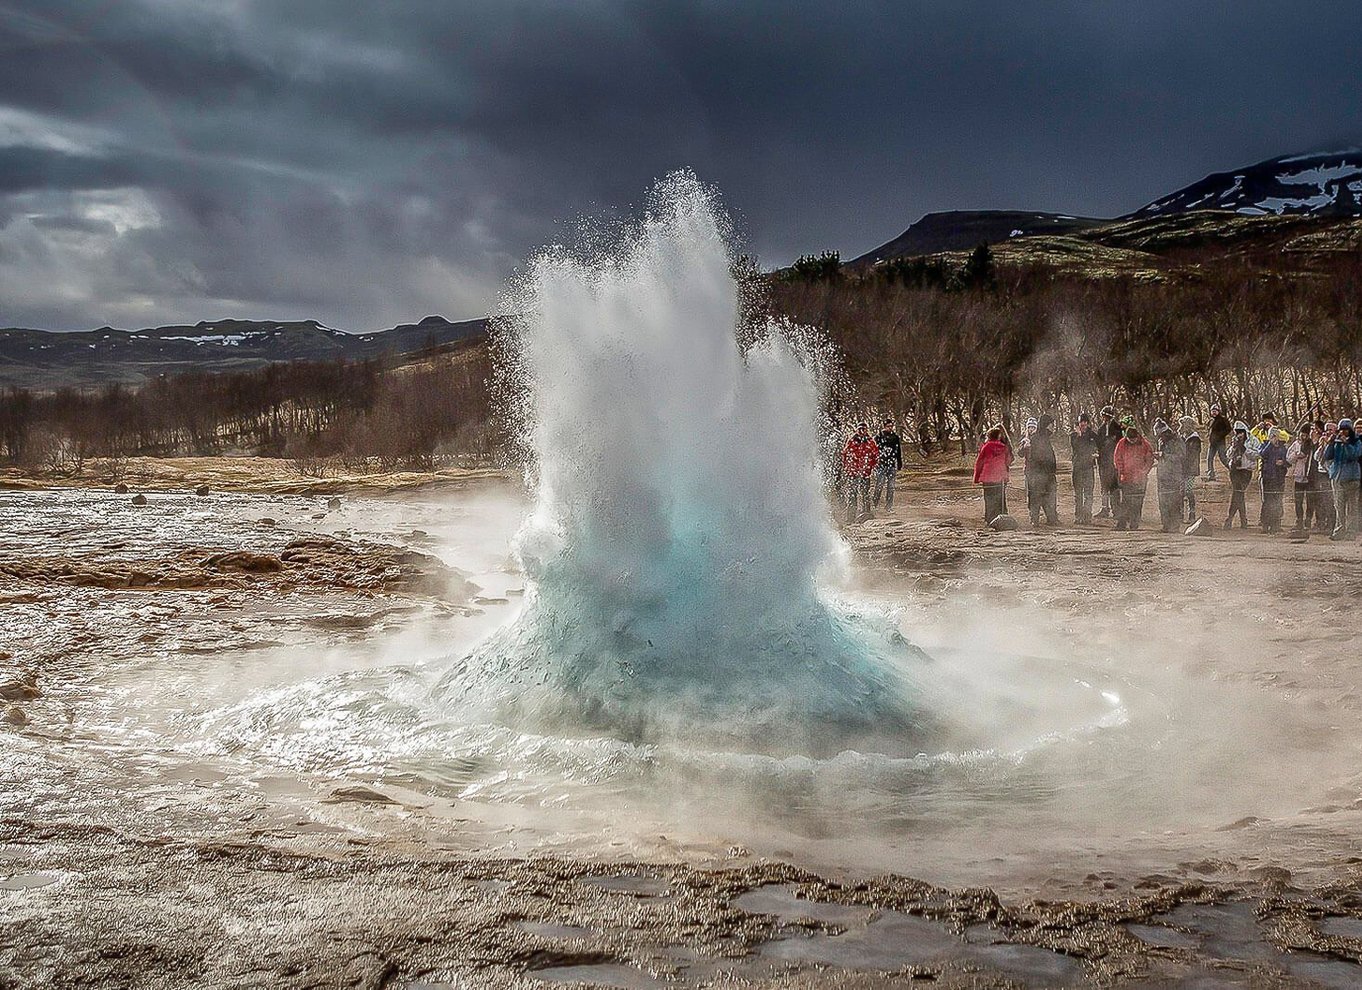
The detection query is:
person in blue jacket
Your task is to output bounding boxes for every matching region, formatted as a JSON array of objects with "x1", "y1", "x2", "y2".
[
  {"x1": 1257, "y1": 428, "x2": 1289, "y2": 534},
  {"x1": 1320, "y1": 418, "x2": 1362, "y2": 541}
]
